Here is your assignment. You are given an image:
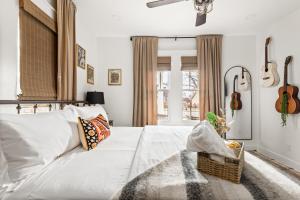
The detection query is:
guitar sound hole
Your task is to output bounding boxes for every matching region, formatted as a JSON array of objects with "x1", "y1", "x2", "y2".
[{"x1": 265, "y1": 68, "x2": 269, "y2": 72}]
